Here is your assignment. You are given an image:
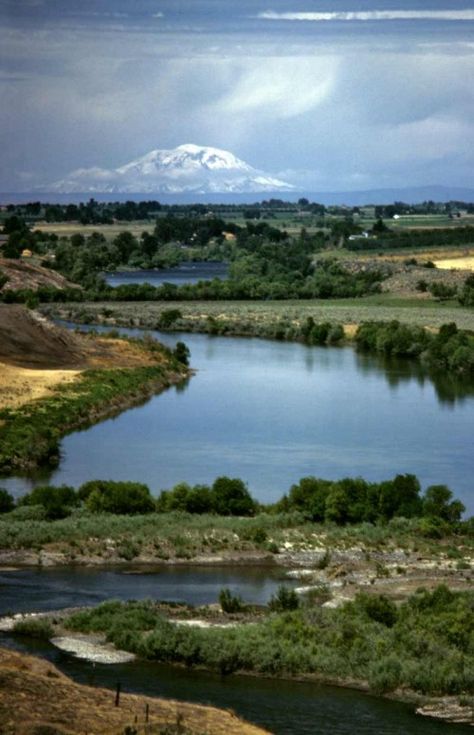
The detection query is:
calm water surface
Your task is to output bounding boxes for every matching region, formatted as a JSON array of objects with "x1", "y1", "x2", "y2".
[
  {"x1": 0, "y1": 565, "x2": 289, "y2": 614},
  {"x1": 4, "y1": 328, "x2": 473, "y2": 512},
  {"x1": 105, "y1": 261, "x2": 227, "y2": 287}
]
